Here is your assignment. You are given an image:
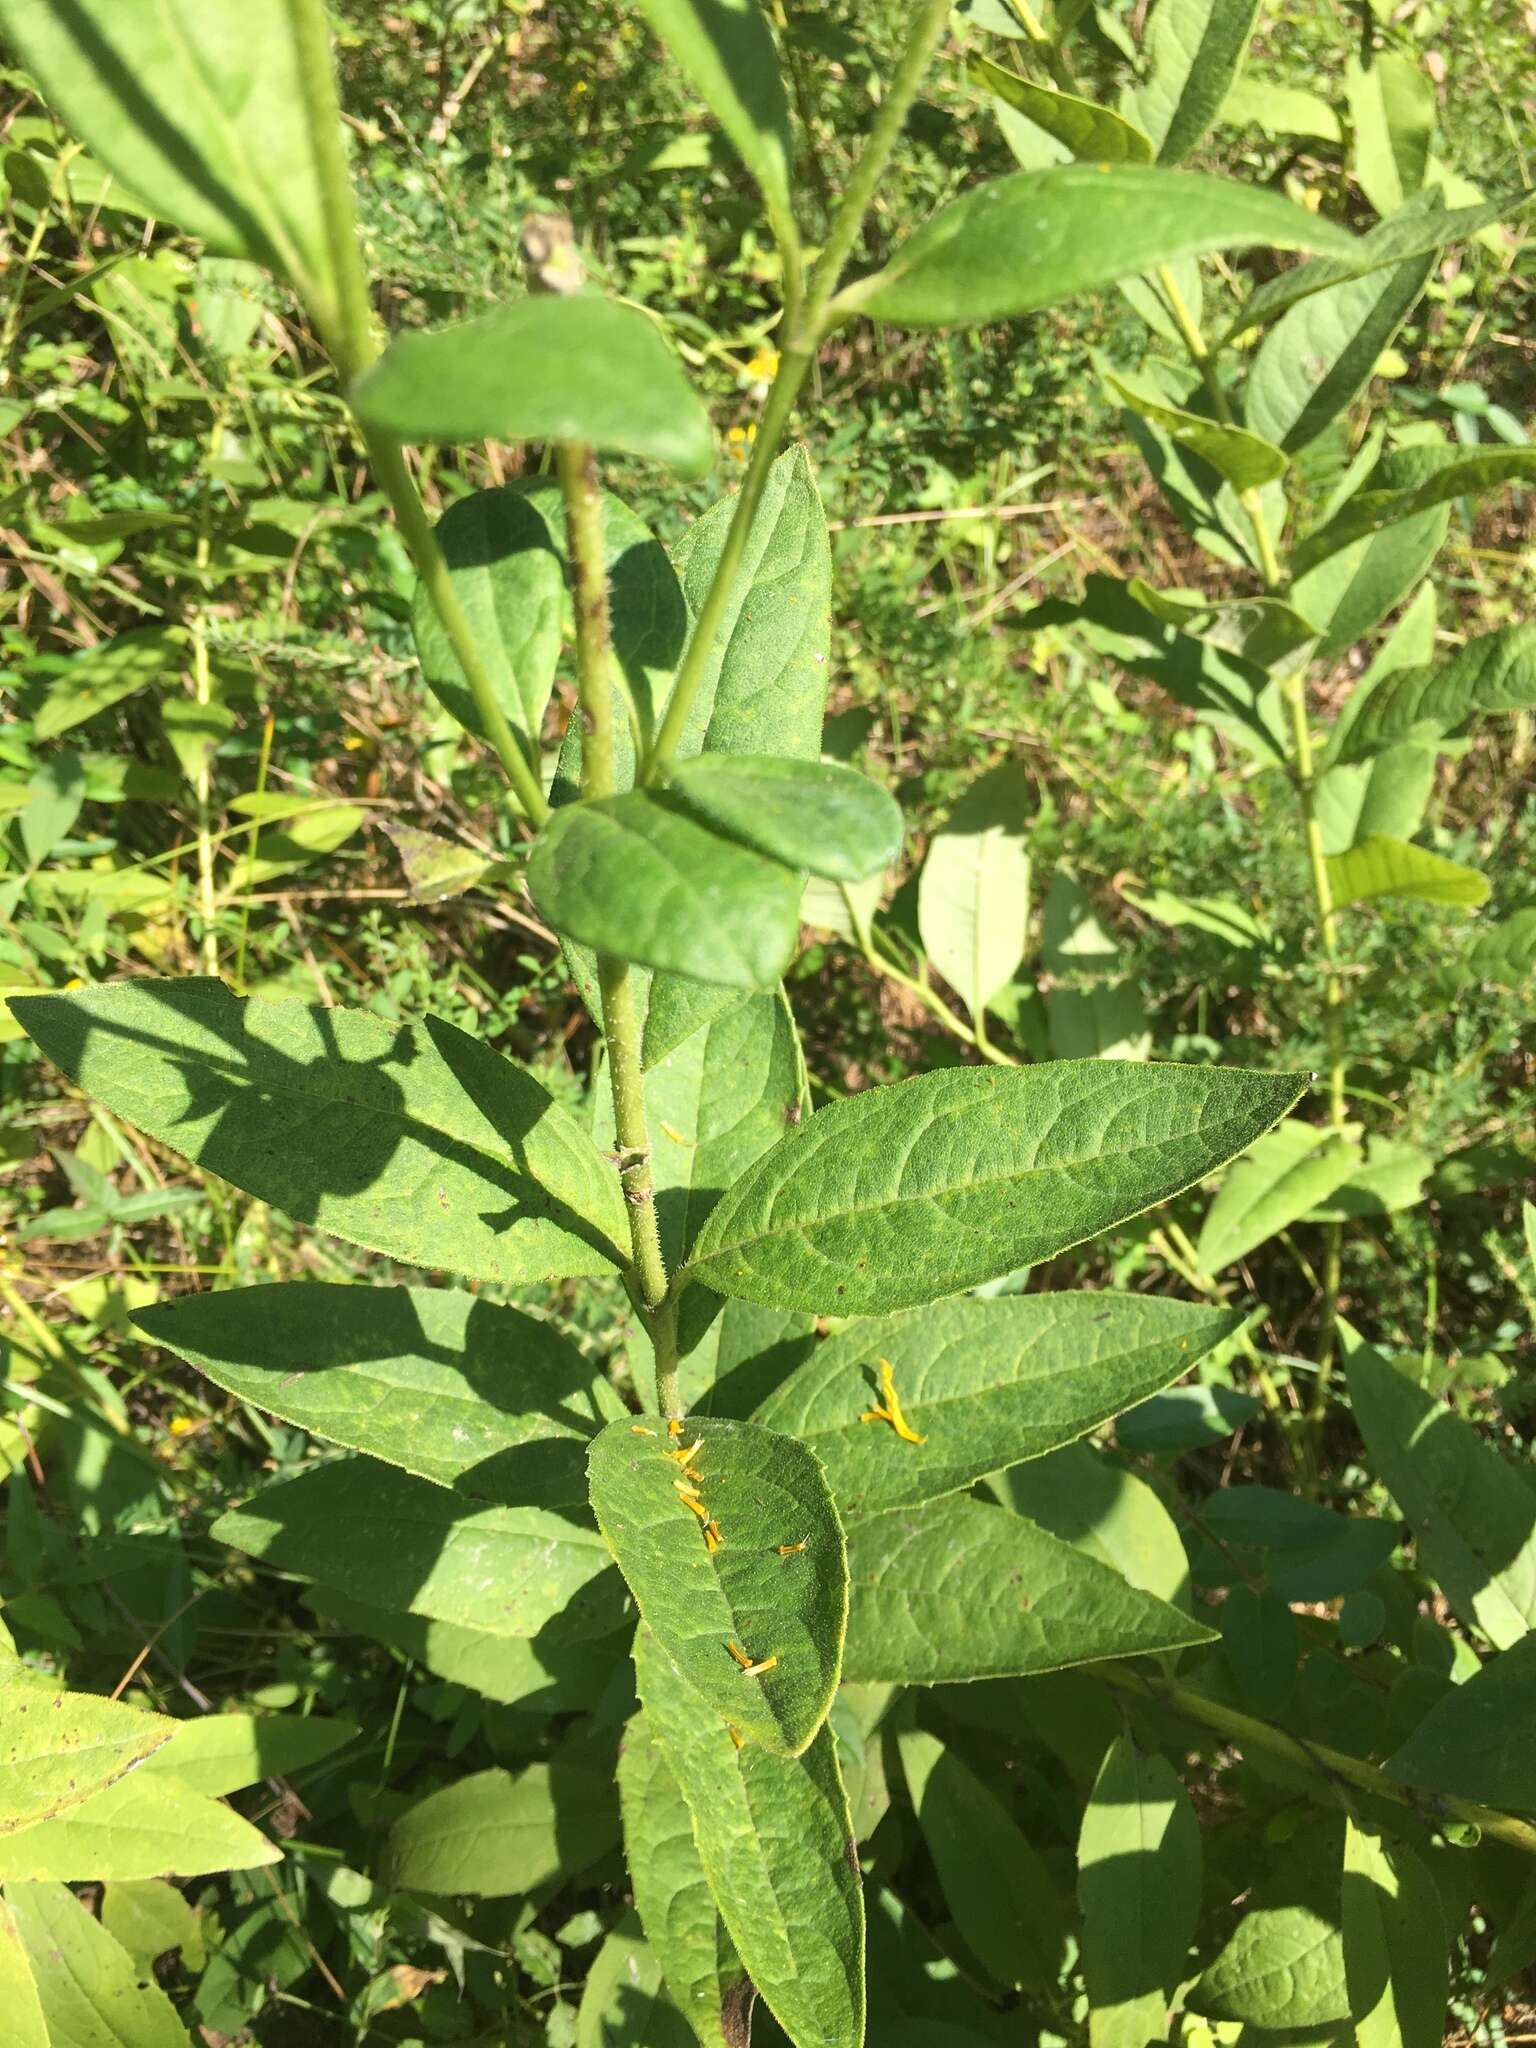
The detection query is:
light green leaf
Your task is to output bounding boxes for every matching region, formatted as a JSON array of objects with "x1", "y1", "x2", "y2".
[
  {"x1": 18, "y1": 754, "x2": 85, "y2": 868},
  {"x1": 378, "y1": 819, "x2": 503, "y2": 904},
  {"x1": 840, "y1": 165, "x2": 1352, "y2": 329},
  {"x1": 1385, "y1": 1634, "x2": 1536, "y2": 1812},
  {"x1": 1041, "y1": 870, "x2": 1151, "y2": 1059},
  {"x1": 135, "y1": 1712, "x2": 355, "y2": 1798},
  {"x1": 1333, "y1": 623, "x2": 1536, "y2": 761},
  {"x1": 668, "y1": 756, "x2": 900, "y2": 882},
  {"x1": 1132, "y1": 0, "x2": 1262, "y2": 164},
  {"x1": 589, "y1": 1418, "x2": 846, "y2": 1756},
  {"x1": 1343, "y1": 1820, "x2": 1447, "y2": 2048},
  {"x1": 898, "y1": 1726, "x2": 1068, "y2": 1994},
  {"x1": 30, "y1": 629, "x2": 181, "y2": 741},
  {"x1": 1079, "y1": 1736, "x2": 1202, "y2": 2048},
  {"x1": 683, "y1": 1061, "x2": 1307, "y2": 1315},
  {"x1": 0, "y1": 1686, "x2": 173, "y2": 1835},
  {"x1": 753, "y1": 1293, "x2": 1245, "y2": 1520},
  {"x1": 0, "y1": 1770, "x2": 280, "y2": 1884},
  {"x1": 134, "y1": 1282, "x2": 618, "y2": 1509},
  {"x1": 1102, "y1": 361, "x2": 1287, "y2": 490},
  {"x1": 841, "y1": 1497, "x2": 1215, "y2": 1683},
  {"x1": 916, "y1": 760, "x2": 1032, "y2": 1023},
  {"x1": 992, "y1": 1441, "x2": 1193, "y2": 1617},
  {"x1": 1315, "y1": 744, "x2": 1438, "y2": 856},
  {"x1": 1190, "y1": 1821, "x2": 1349, "y2": 2028},
  {"x1": 1306, "y1": 1137, "x2": 1432, "y2": 1222},
  {"x1": 529, "y1": 792, "x2": 803, "y2": 990},
  {"x1": 1219, "y1": 76, "x2": 1342, "y2": 142},
  {"x1": 576, "y1": 1913, "x2": 697, "y2": 2048},
  {"x1": 1196, "y1": 1120, "x2": 1364, "y2": 1274},
  {"x1": 12, "y1": 981, "x2": 629, "y2": 1285},
  {"x1": 972, "y1": 57, "x2": 1154, "y2": 162},
  {"x1": 0, "y1": 1897, "x2": 47, "y2": 2048},
  {"x1": 99, "y1": 1880, "x2": 204, "y2": 1971},
  {"x1": 1326, "y1": 835, "x2": 1489, "y2": 911},
  {"x1": 618, "y1": 1715, "x2": 750, "y2": 2048},
  {"x1": 634, "y1": 1627, "x2": 864, "y2": 2048},
  {"x1": 1347, "y1": 51, "x2": 1435, "y2": 217},
  {"x1": 1293, "y1": 501, "x2": 1451, "y2": 667},
  {"x1": 353, "y1": 296, "x2": 713, "y2": 477},
  {"x1": 1344, "y1": 1328, "x2": 1536, "y2": 1650},
  {"x1": 382, "y1": 1754, "x2": 620, "y2": 1897},
  {"x1": 1292, "y1": 446, "x2": 1536, "y2": 575},
  {"x1": 1, "y1": 1881, "x2": 190, "y2": 2046},
  {"x1": 211, "y1": 1456, "x2": 624, "y2": 1644},
  {"x1": 1122, "y1": 886, "x2": 1270, "y2": 950}
]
